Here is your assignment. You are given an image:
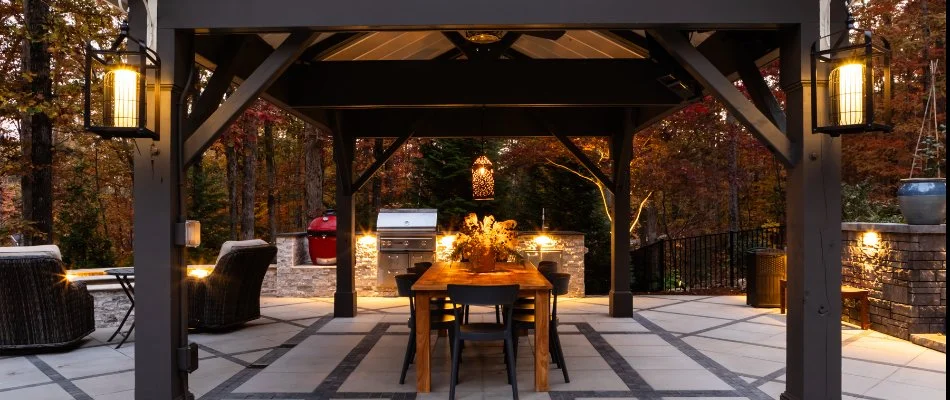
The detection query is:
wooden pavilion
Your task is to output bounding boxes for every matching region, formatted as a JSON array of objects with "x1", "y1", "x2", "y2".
[{"x1": 125, "y1": 1, "x2": 847, "y2": 398}]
